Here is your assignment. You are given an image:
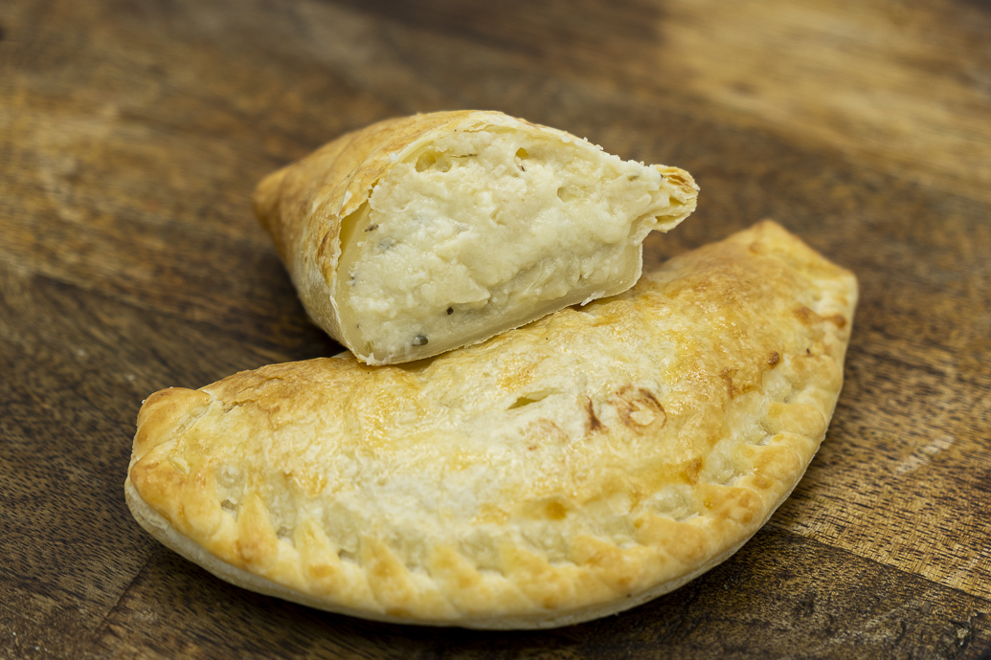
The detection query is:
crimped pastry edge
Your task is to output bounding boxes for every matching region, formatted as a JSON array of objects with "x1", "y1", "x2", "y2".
[{"x1": 124, "y1": 472, "x2": 809, "y2": 629}]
